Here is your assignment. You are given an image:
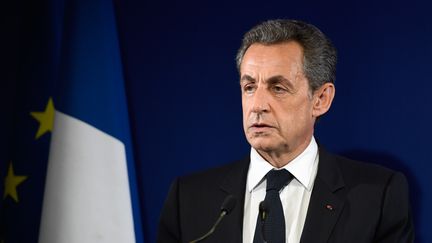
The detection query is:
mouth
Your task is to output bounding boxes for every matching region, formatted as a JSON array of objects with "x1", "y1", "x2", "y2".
[
  {"x1": 249, "y1": 123, "x2": 275, "y2": 131},
  {"x1": 251, "y1": 123, "x2": 272, "y2": 128},
  {"x1": 251, "y1": 122, "x2": 273, "y2": 127}
]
